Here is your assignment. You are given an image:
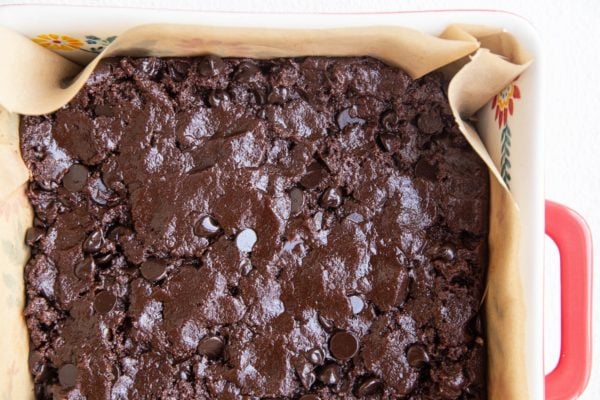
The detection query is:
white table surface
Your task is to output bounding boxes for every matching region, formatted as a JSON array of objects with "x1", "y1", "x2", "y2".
[{"x1": 1, "y1": 0, "x2": 597, "y2": 399}]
